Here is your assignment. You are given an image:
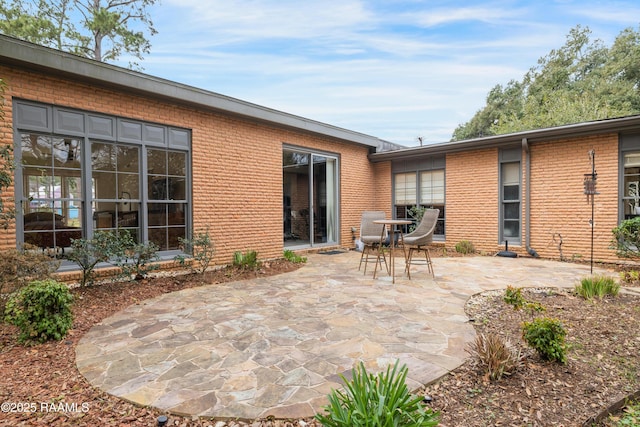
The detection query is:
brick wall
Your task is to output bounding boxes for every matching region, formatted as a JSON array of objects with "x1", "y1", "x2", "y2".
[
  {"x1": 528, "y1": 134, "x2": 619, "y2": 263},
  {"x1": 445, "y1": 148, "x2": 500, "y2": 253},
  {"x1": 0, "y1": 65, "x2": 377, "y2": 263}
]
